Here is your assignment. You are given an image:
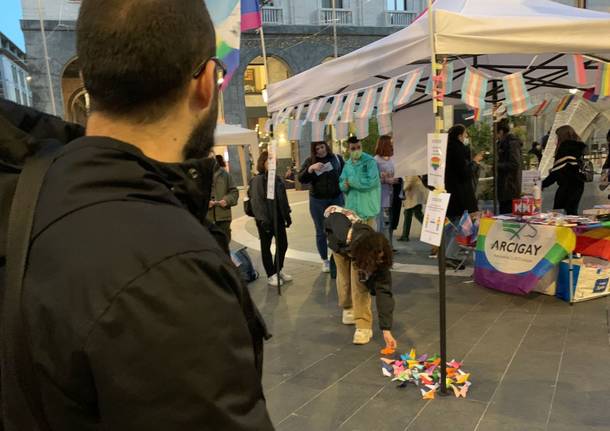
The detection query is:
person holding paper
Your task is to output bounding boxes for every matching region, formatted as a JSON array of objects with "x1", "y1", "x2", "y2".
[
  {"x1": 250, "y1": 151, "x2": 293, "y2": 286},
  {"x1": 298, "y1": 141, "x2": 345, "y2": 273},
  {"x1": 444, "y1": 125, "x2": 481, "y2": 269},
  {"x1": 542, "y1": 125, "x2": 586, "y2": 215},
  {"x1": 340, "y1": 136, "x2": 381, "y2": 226}
]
